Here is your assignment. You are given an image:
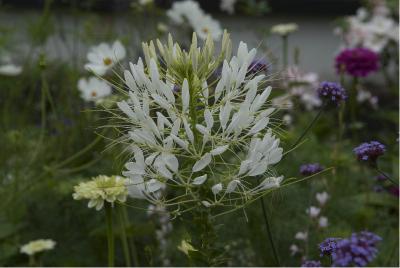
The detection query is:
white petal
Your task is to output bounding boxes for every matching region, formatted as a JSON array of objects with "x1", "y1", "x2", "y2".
[
  {"x1": 192, "y1": 153, "x2": 212, "y2": 172},
  {"x1": 249, "y1": 117, "x2": 270, "y2": 134},
  {"x1": 192, "y1": 174, "x2": 207, "y2": 185},
  {"x1": 211, "y1": 183, "x2": 223, "y2": 195},
  {"x1": 226, "y1": 180, "x2": 239, "y2": 193},
  {"x1": 210, "y1": 145, "x2": 229, "y2": 156},
  {"x1": 182, "y1": 79, "x2": 190, "y2": 113},
  {"x1": 117, "y1": 101, "x2": 136, "y2": 119},
  {"x1": 204, "y1": 109, "x2": 214, "y2": 130}
]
